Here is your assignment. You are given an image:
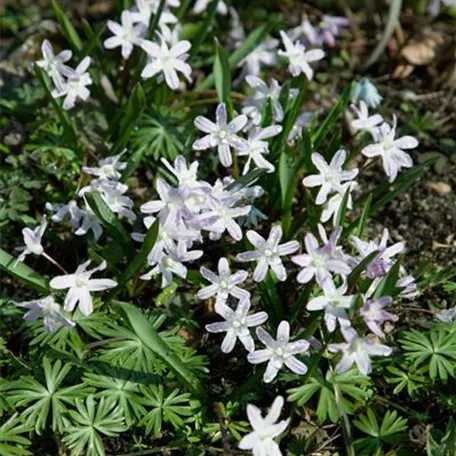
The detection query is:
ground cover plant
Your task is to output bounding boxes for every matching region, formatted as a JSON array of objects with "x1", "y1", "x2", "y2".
[{"x1": 1, "y1": 0, "x2": 455, "y2": 455}]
